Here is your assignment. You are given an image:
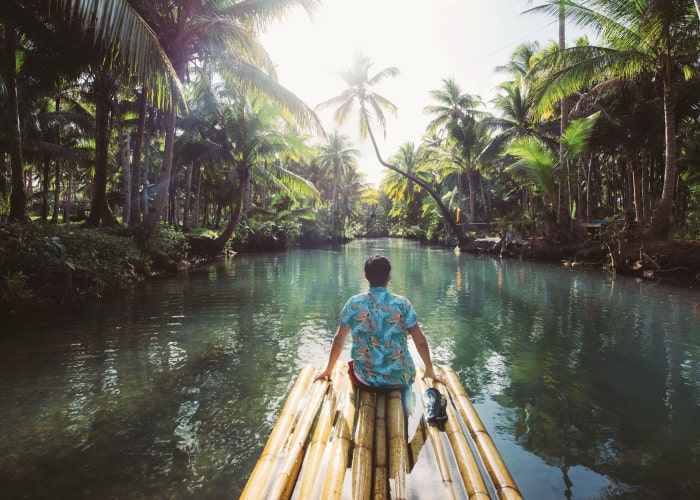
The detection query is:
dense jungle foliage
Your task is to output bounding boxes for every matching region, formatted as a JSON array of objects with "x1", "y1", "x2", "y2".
[{"x1": 1, "y1": 1, "x2": 700, "y2": 314}]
